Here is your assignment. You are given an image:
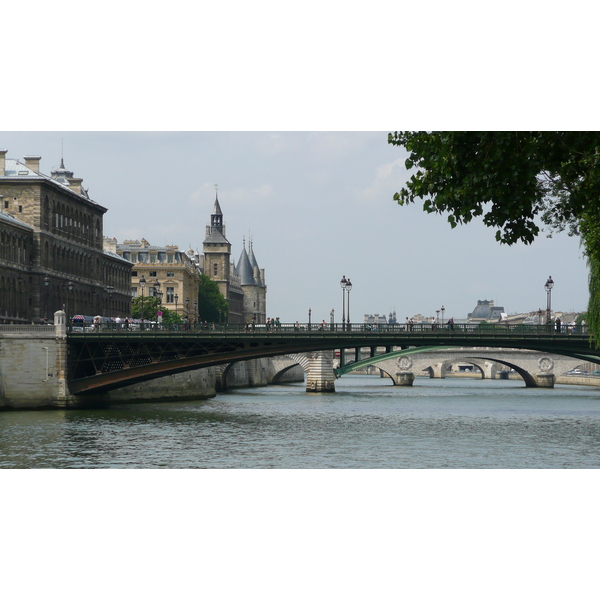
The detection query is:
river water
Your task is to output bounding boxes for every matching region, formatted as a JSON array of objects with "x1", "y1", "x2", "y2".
[{"x1": 2, "y1": 375, "x2": 600, "y2": 468}]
